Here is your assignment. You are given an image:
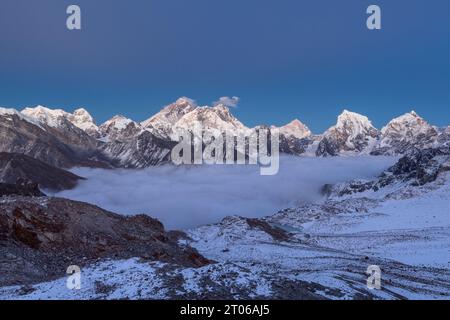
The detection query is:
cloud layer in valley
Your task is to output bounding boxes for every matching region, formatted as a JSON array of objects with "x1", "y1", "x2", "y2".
[{"x1": 54, "y1": 156, "x2": 397, "y2": 230}]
